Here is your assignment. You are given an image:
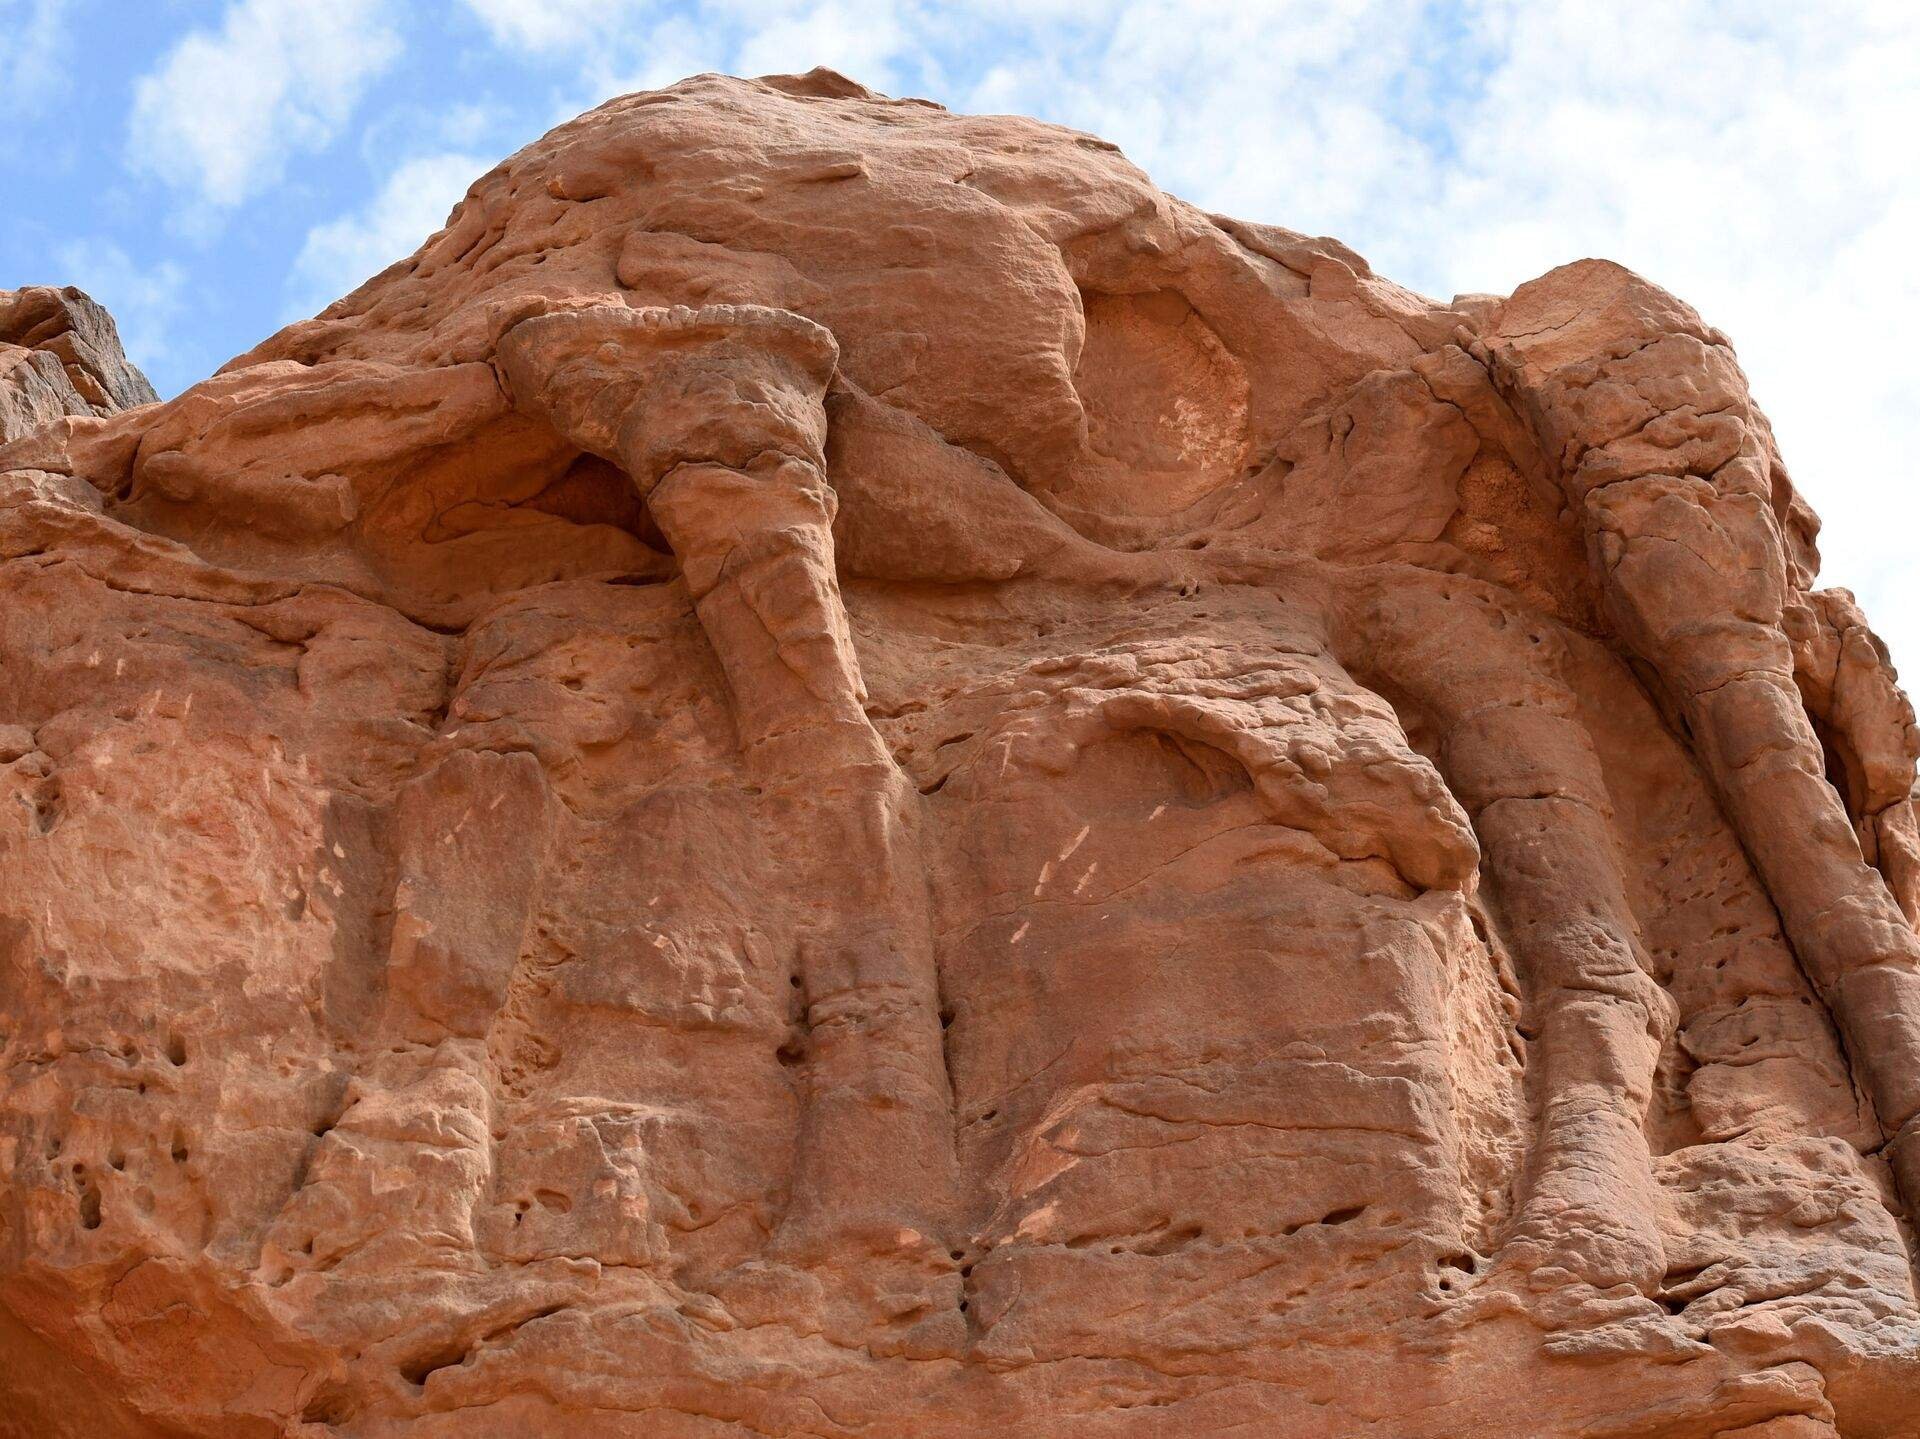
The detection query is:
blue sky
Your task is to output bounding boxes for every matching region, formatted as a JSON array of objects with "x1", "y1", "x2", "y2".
[{"x1": 3, "y1": 1, "x2": 1917, "y2": 668}]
